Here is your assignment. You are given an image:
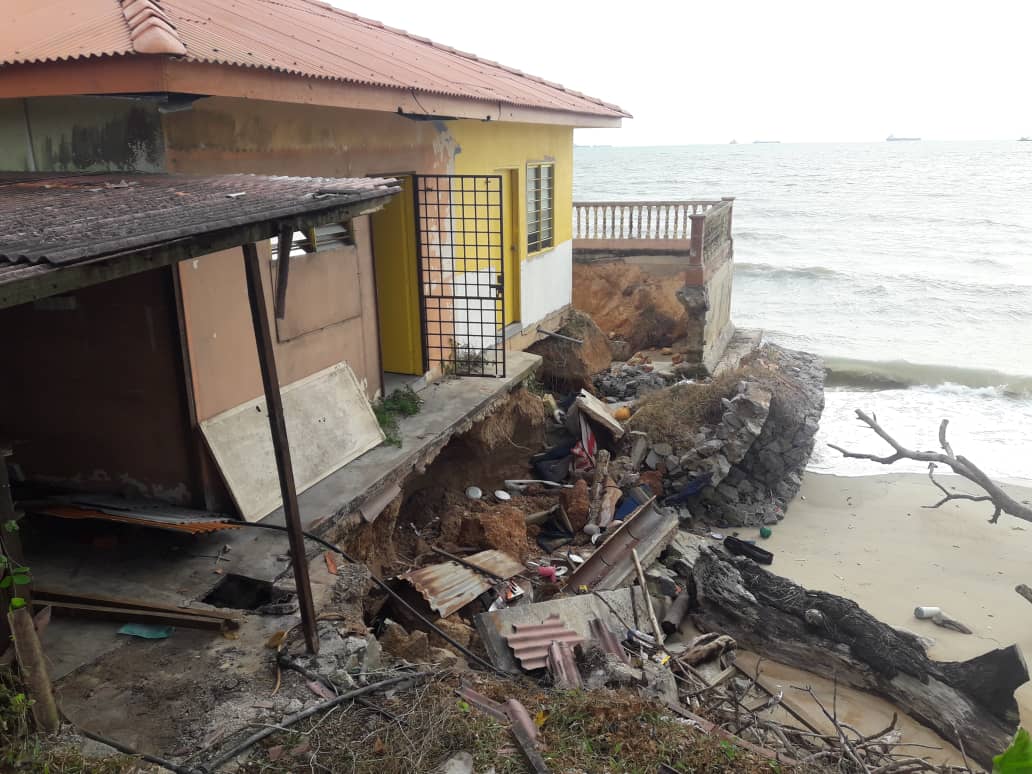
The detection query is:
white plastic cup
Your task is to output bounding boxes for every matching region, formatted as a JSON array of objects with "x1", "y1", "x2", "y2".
[{"x1": 914, "y1": 606, "x2": 941, "y2": 620}]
